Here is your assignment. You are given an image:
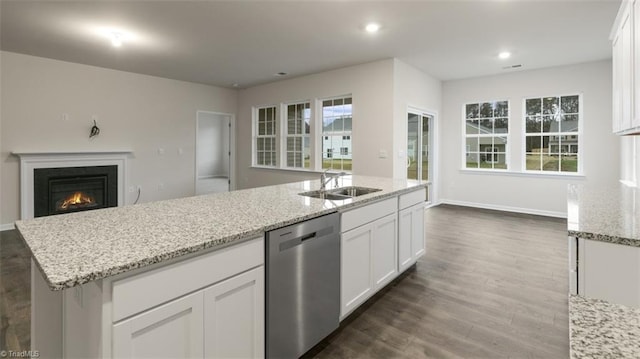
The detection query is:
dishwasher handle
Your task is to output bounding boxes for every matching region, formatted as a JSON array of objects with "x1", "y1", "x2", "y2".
[{"x1": 278, "y1": 226, "x2": 333, "y2": 252}]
